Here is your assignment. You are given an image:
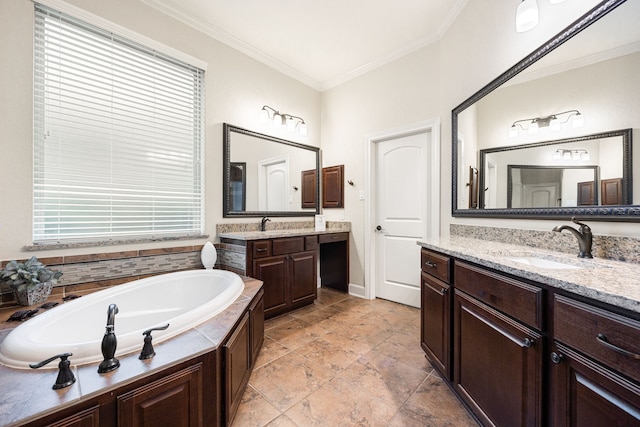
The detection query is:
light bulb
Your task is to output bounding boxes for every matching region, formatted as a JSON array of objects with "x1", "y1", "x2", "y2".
[
  {"x1": 259, "y1": 108, "x2": 269, "y2": 124},
  {"x1": 563, "y1": 151, "x2": 571, "y2": 160},
  {"x1": 286, "y1": 117, "x2": 296, "y2": 132},
  {"x1": 509, "y1": 126, "x2": 518, "y2": 138},
  {"x1": 272, "y1": 113, "x2": 282, "y2": 128},
  {"x1": 549, "y1": 117, "x2": 560, "y2": 131},
  {"x1": 516, "y1": 0, "x2": 539, "y2": 33},
  {"x1": 553, "y1": 150, "x2": 561, "y2": 160},
  {"x1": 528, "y1": 121, "x2": 539, "y2": 135},
  {"x1": 572, "y1": 113, "x2": 584, "y2": 128},
  {"x1": 582, "y1": 151, "x2": 590, "y2": 161},
  {"x1": 299, "y1": 122, "x2": 308, "y2": 137}
]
